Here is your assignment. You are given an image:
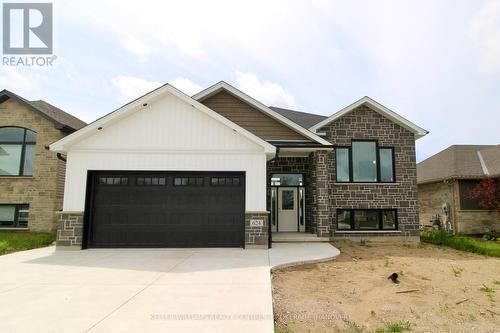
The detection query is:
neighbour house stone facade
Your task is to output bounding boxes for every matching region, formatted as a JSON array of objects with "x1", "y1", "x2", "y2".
[
  {"x1": 318, "y1": 105, "x2": 420, "y2": 240},
  {"x1": 0, "y1": 99, "x2": 67, "y2": 232},
  {"x1": 418, "y1": 180, "x2": 500, "y2": 234}
]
